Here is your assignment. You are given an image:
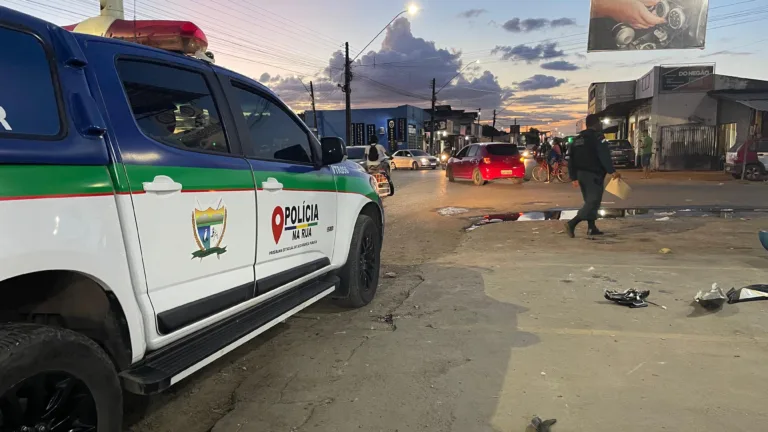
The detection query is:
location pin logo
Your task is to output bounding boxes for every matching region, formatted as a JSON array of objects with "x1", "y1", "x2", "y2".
[{"x1": 271, "y1": 207, "x2": 284, "y2": 244}]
